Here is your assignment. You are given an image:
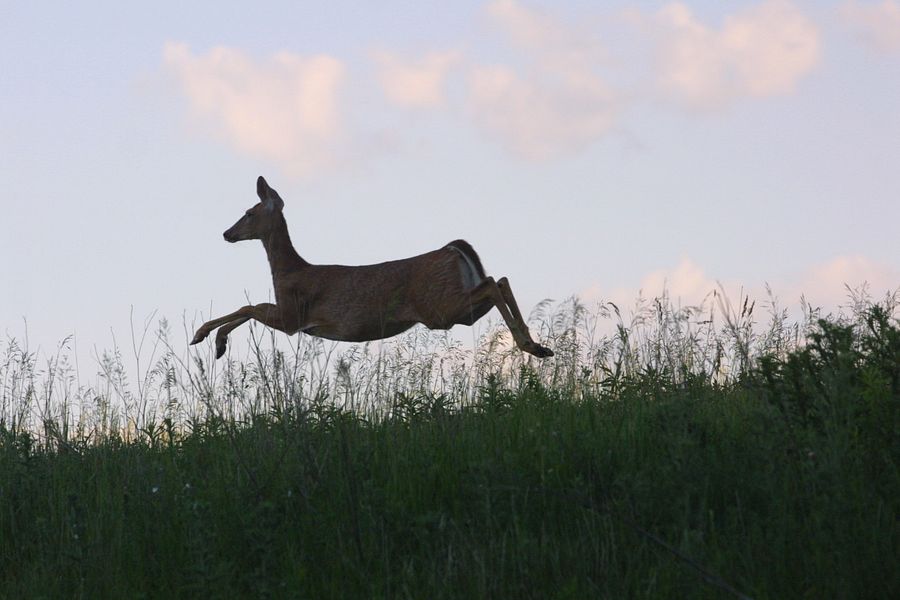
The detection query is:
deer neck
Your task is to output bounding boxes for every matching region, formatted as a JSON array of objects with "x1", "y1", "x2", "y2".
[{"x1": 261, "y1": 215, "x2": 306, "y2": 277}]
